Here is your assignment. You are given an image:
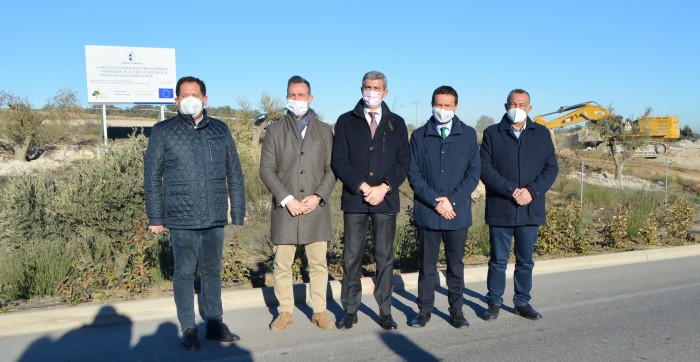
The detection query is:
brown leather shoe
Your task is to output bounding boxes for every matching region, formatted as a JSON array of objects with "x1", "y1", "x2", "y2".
[
  {"x1": 311, "y1": 311, "x2": 334, "y2": 330},
  {"x1": 270, "y1": 311, "x2": 293, "y2": 331}
]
